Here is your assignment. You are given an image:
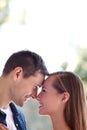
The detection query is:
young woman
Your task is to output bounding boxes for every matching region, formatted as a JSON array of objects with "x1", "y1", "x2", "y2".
[{"x1": 37, "y1": 71, "x2": 87, "y2": 130}]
